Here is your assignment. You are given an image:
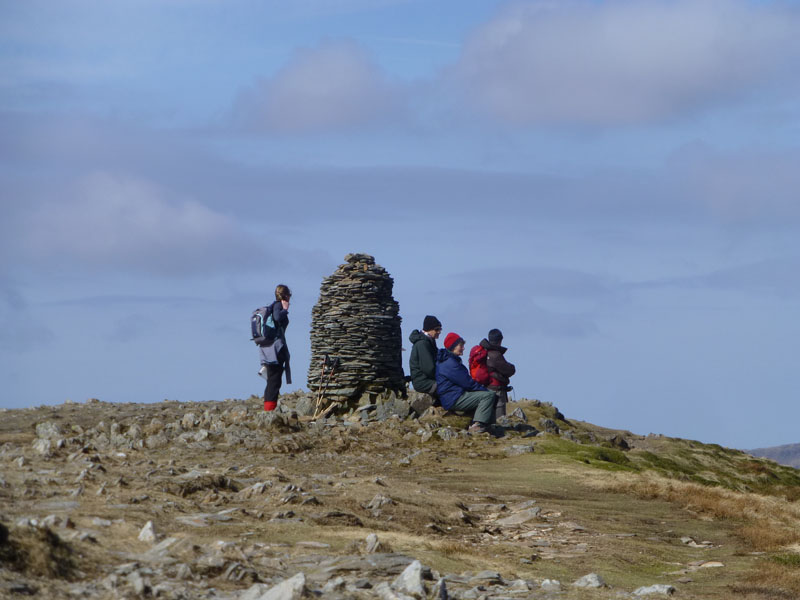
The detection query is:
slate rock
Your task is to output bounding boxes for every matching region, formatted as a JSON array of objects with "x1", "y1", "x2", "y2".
[
  {"x1": 539, "y1": 418, "x2": 560, "y2": 434},
  {"x1": 510, "y1": 407, "x2": 527, "y2": 422},
  {"x1": 322, "y1": 576, "x2": 345, "y2": 593},
  {"x1": 573, "y1": 573, "x2": 606, "y2": 588},
  {"x1": 32, "y1": 438, "x2": 53, "y2": 456},
  {"x1": 505, "y1": 444, "x2": 534, "y2": 456},
  {"x1": 376, "y1": 397, "x2": 411, "y2": 421},
  {"x1": 469, "y1": 570, "x2": 502, "y2": 585},
  {"x1": 608, "y1": 434, "x2": 630, "y2": 450},
  {"x1": 181, "y1": 413, "x2": 197, "y2": 429},
  {"x1": 242, "y1": 572, "x2": 306, "y2": 599},
  {"x1": 633, "y1": 584, "x2": 677, "y2": 596},
  {"x1": 145, "y1": 433, "x2": 169, "y2": 449},
  {"x1": 294, "y1": 396, "x2": 315, "y2": 417},
  {"x1": 138, "y1": 521, "x2": 158, "y2": 543},
  {"x1": 410, "y1": 395, "x2": 433, "y2": 417},
  {"x1": 431, "y1": 578, "x2": 448, "y2": 599},
  {"x1": 540, "y1": 579, "x2": 561, "y2": 591},
  {"x1": 392, "y1": 560, "x2": 426, "y2": 598},
  {"x1": 375, "y1": 582, "x2": 415, "y2": 600},
  {"x1": 495, "y1": 507, "x2": 541, "y2": 527},
  {"x1": 36, "y1": 421, "x2": 63, "y2": 439},
  {"x1": 437, "y1": 428, "x2": 457, "y2": 441}
]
